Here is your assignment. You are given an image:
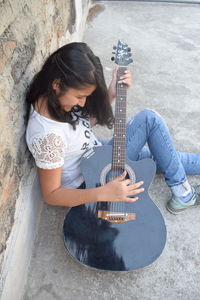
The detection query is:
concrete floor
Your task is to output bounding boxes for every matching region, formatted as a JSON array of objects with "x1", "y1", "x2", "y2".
[{"x1": 23, "y1": 1, "x2": 200, "y2": 299}]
